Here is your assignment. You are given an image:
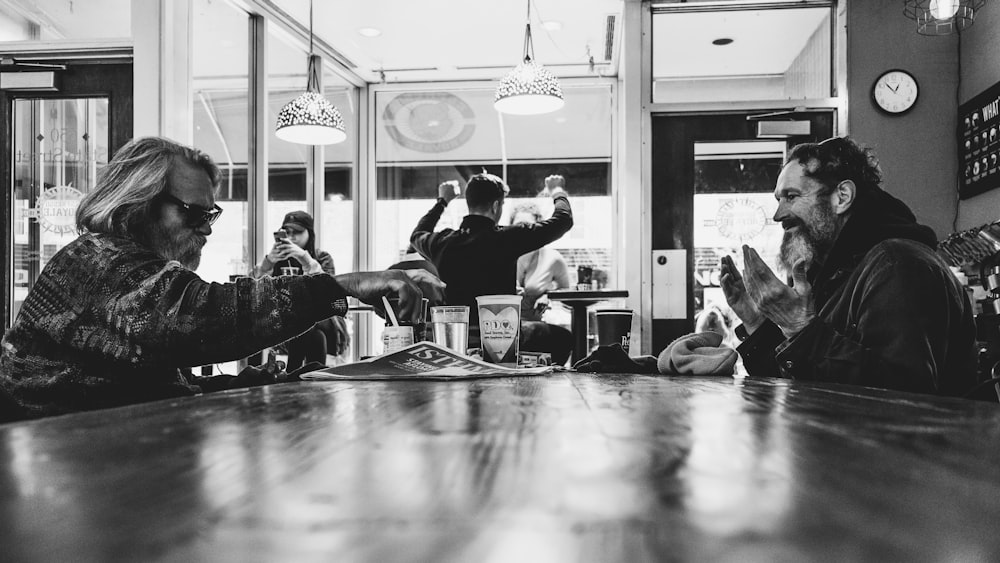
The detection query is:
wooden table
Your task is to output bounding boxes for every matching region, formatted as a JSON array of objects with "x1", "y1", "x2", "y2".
[
  {"x1": 2, "y1": 375, "x2": 999, "y2": 562},
  {"x1": 548, "y1": 289, "x2": 629, "y2": 362}
]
